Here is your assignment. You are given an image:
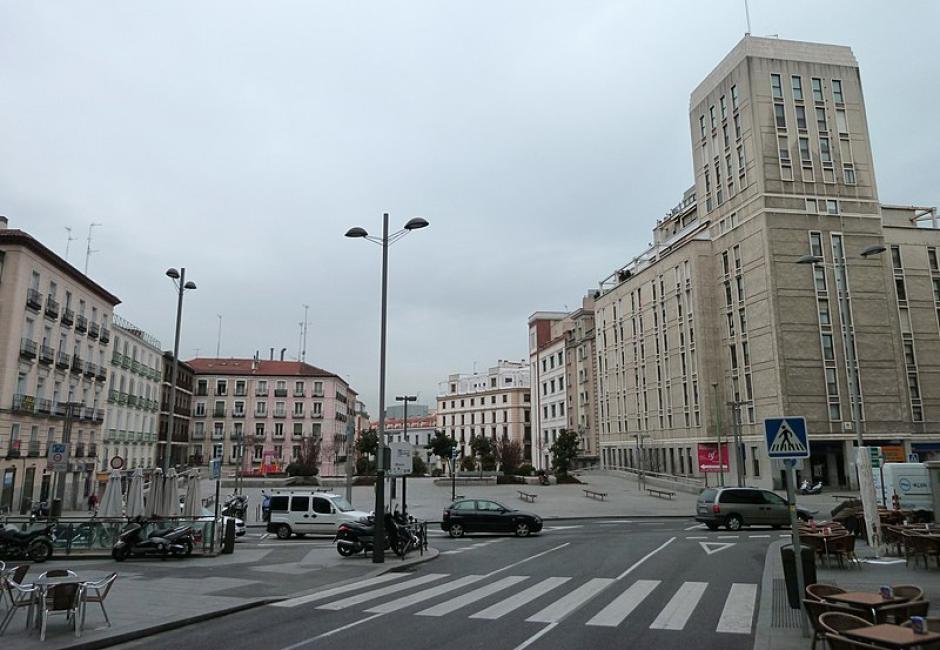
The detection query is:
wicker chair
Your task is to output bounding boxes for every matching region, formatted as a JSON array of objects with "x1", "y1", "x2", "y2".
[
  {"x1": 818, "y1": 611, "x2": 873, "y2": 636},
  {"x1": 875, "y1": 599, "x2": 930, "y2": 625},
  {"x1": 828, "y1": 534, "x2": 860, "y2": 569},
  {"x1": 806, "y1": 583, "x2": 846, "y2": 601},
  {"x1": 803, "y1": 599, "x2": 832, "y2": 650},
  {"x1": 893, "y1": 584, "x2": 925, "y2": 602}
]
